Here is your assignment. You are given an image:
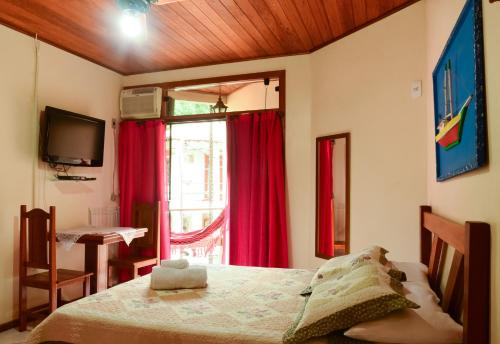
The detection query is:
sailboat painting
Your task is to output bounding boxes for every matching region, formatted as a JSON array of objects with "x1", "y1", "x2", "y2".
[
  {"x1": 432, "y1": 0, "x2": 487, "y2": 181},
  {"x1": 435, "y1": 61, "x2": 472, "y2": 151}
]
